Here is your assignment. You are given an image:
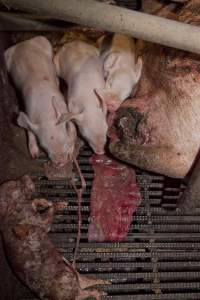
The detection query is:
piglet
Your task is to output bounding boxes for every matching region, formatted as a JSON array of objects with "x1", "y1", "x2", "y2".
[
  {"x1": 0, "y1": 175, "x2": 108, "y2": 300},
  {"x1": 4, "y1": 36, "x2": 76, "y2": 167},
  {"x1": 97, "y1": 33, "x2": 142, "y2": 111},
  {"x1": 54, "y1": 40, "x2": 108, "y2": 155}
]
